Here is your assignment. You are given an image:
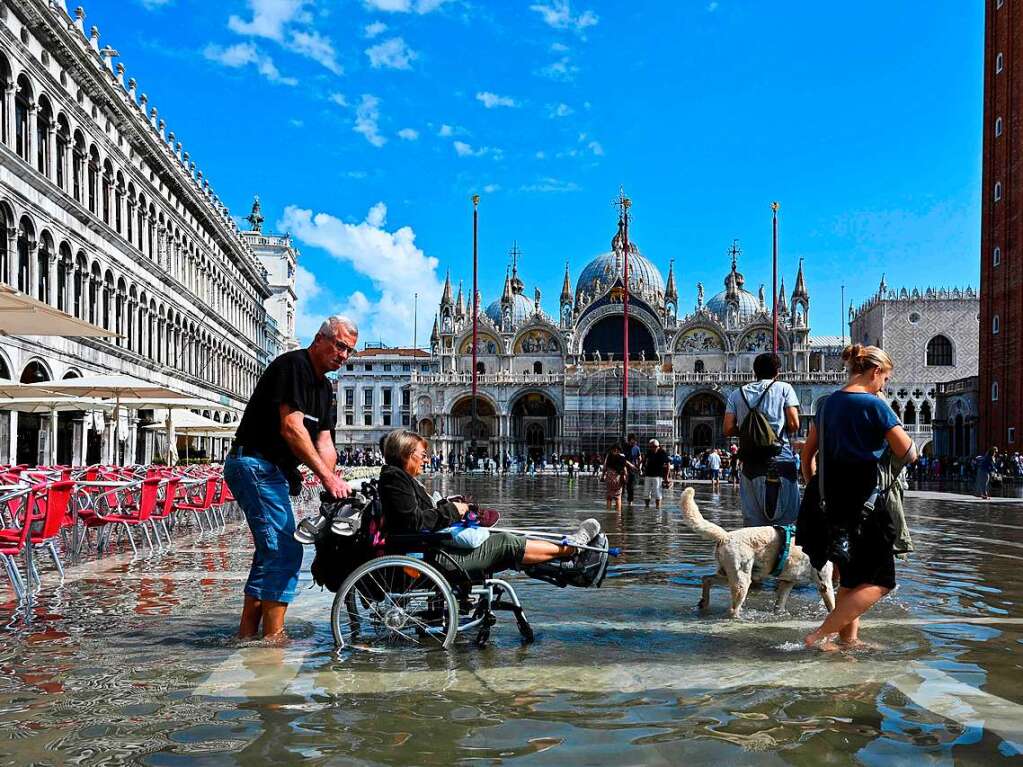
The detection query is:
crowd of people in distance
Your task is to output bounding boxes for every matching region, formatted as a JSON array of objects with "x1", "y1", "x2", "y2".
[{"x1": 336, "y1": 448, "x2": 384, "y2": 468}]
